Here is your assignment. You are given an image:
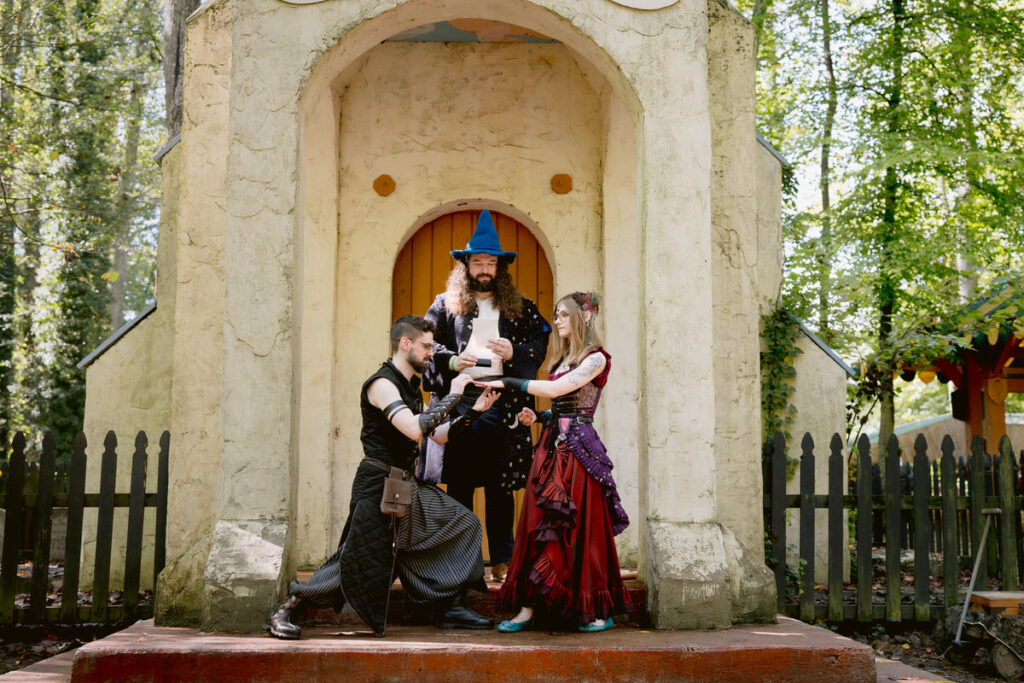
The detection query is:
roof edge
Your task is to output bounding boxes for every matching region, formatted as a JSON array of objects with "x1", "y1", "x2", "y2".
[{"x1": 78, "y1": 302, "x2": 158, "y2": 370}]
